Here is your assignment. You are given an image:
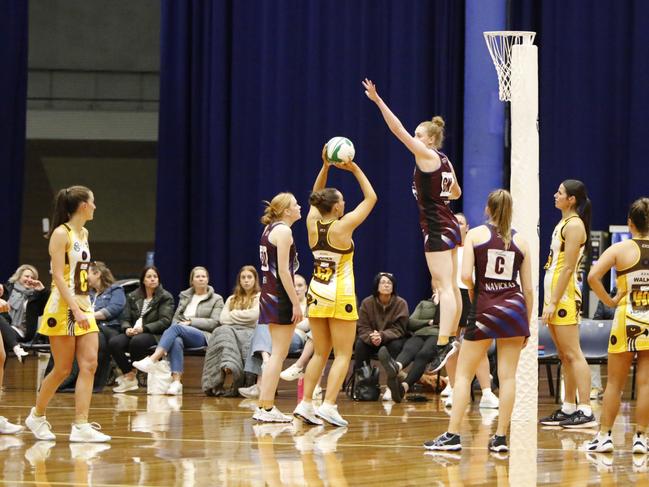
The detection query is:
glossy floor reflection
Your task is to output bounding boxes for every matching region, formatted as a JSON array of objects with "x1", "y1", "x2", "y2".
[{"x1": 0, "y1": 390, "x2": 648, "y2": 486}]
